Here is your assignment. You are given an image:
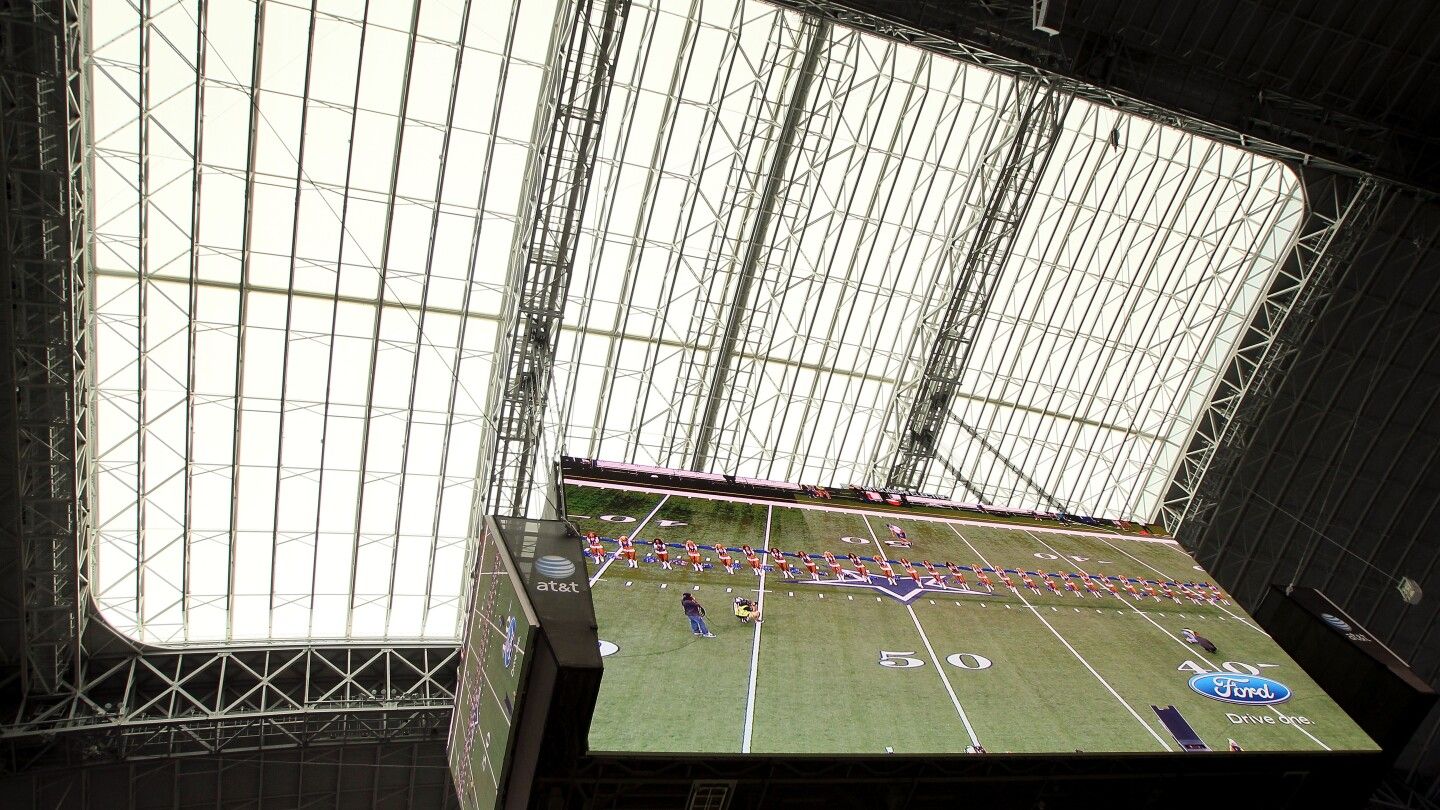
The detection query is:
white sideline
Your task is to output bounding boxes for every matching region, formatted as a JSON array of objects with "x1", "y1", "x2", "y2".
[
  {"x1": 588, "y1": 494, "x2": 670, "y2": 586},
  {"x1": 950, "y1": 524, "x2": 1174, "y2": 751},
  {"x1": 1024, "y1": 531, "x2": 1332, "y2": 752},
  {"x1": 862, "y1": 516, "x2": 980, "y2": 747},
  {"x1": 741, "y1": 505, "x2": 771, "y2": 753},
  {"x1": 570, "y1": 477, "x2": 1179, "y2": 546}
]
